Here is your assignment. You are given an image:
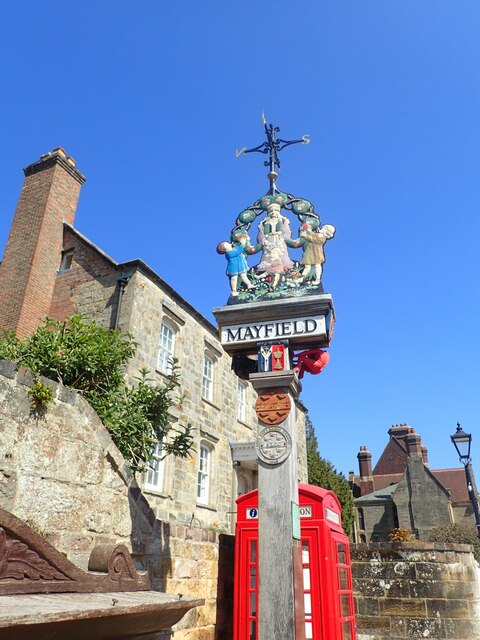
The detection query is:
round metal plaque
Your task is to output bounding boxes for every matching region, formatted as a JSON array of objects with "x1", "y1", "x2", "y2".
[
  {"x1": 255, "y1": 388, "x2": 291, "y2": 425},
  {"x1": 256, "y1": 426, "x2": 292, "y2": 465}
]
